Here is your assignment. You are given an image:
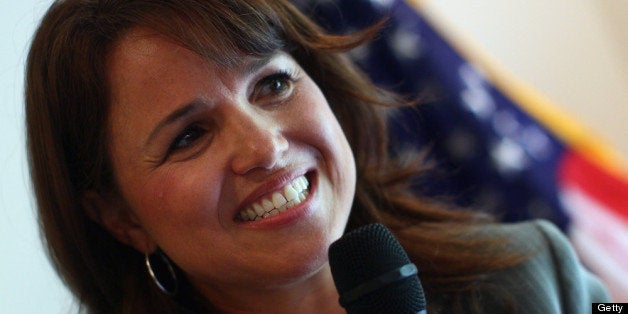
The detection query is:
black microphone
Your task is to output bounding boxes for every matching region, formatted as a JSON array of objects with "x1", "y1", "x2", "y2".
[{"x1": 329, "y1": 223, "x2": 427, "y2": 314}]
